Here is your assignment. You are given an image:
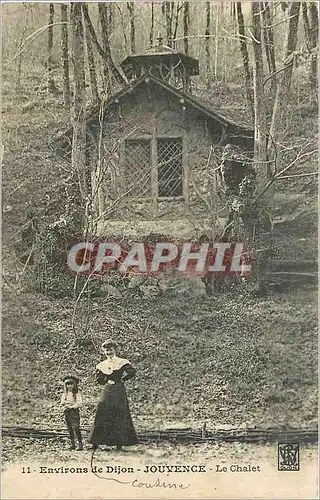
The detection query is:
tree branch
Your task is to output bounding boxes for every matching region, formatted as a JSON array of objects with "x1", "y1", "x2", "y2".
[
  {"x1": 255, "y1": 149, "x2": 317, "y2": 200},
  {"x1": 277, "y1": 172, "x2": 318, "y2": 180},
  {"x1": 10, "y1": 22, "x2": 69, "y2": 63},
  {"x1": 82, "y1": 4, "x2": 127, "y2": 84}
]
